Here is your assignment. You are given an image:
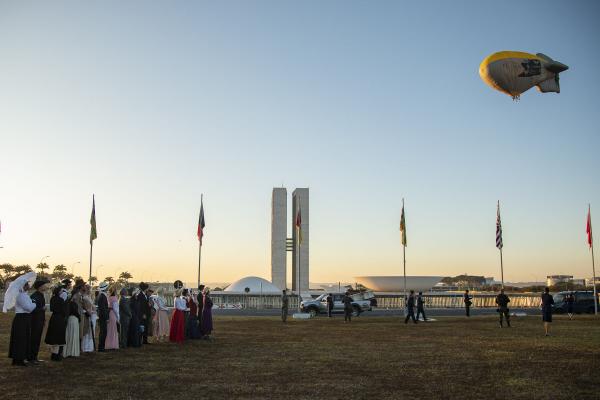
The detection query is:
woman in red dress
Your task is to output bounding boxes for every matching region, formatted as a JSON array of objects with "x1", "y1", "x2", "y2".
[{"x1": 169, "y1": 290, "x2": 187, "y2": 343}]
